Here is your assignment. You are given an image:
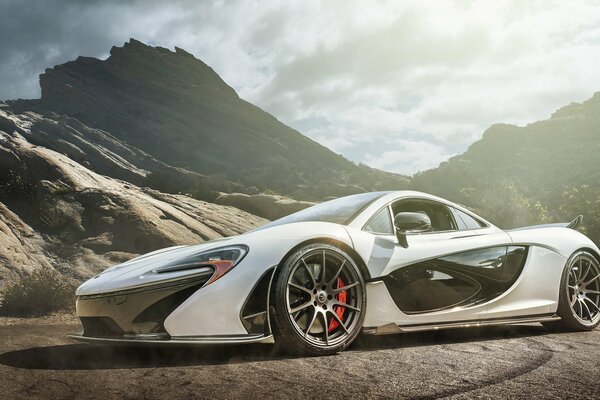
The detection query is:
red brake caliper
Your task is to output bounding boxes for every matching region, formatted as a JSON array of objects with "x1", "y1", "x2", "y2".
[{"x1": 327, "y1": 277, "x2": 346, "y2": 333}]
